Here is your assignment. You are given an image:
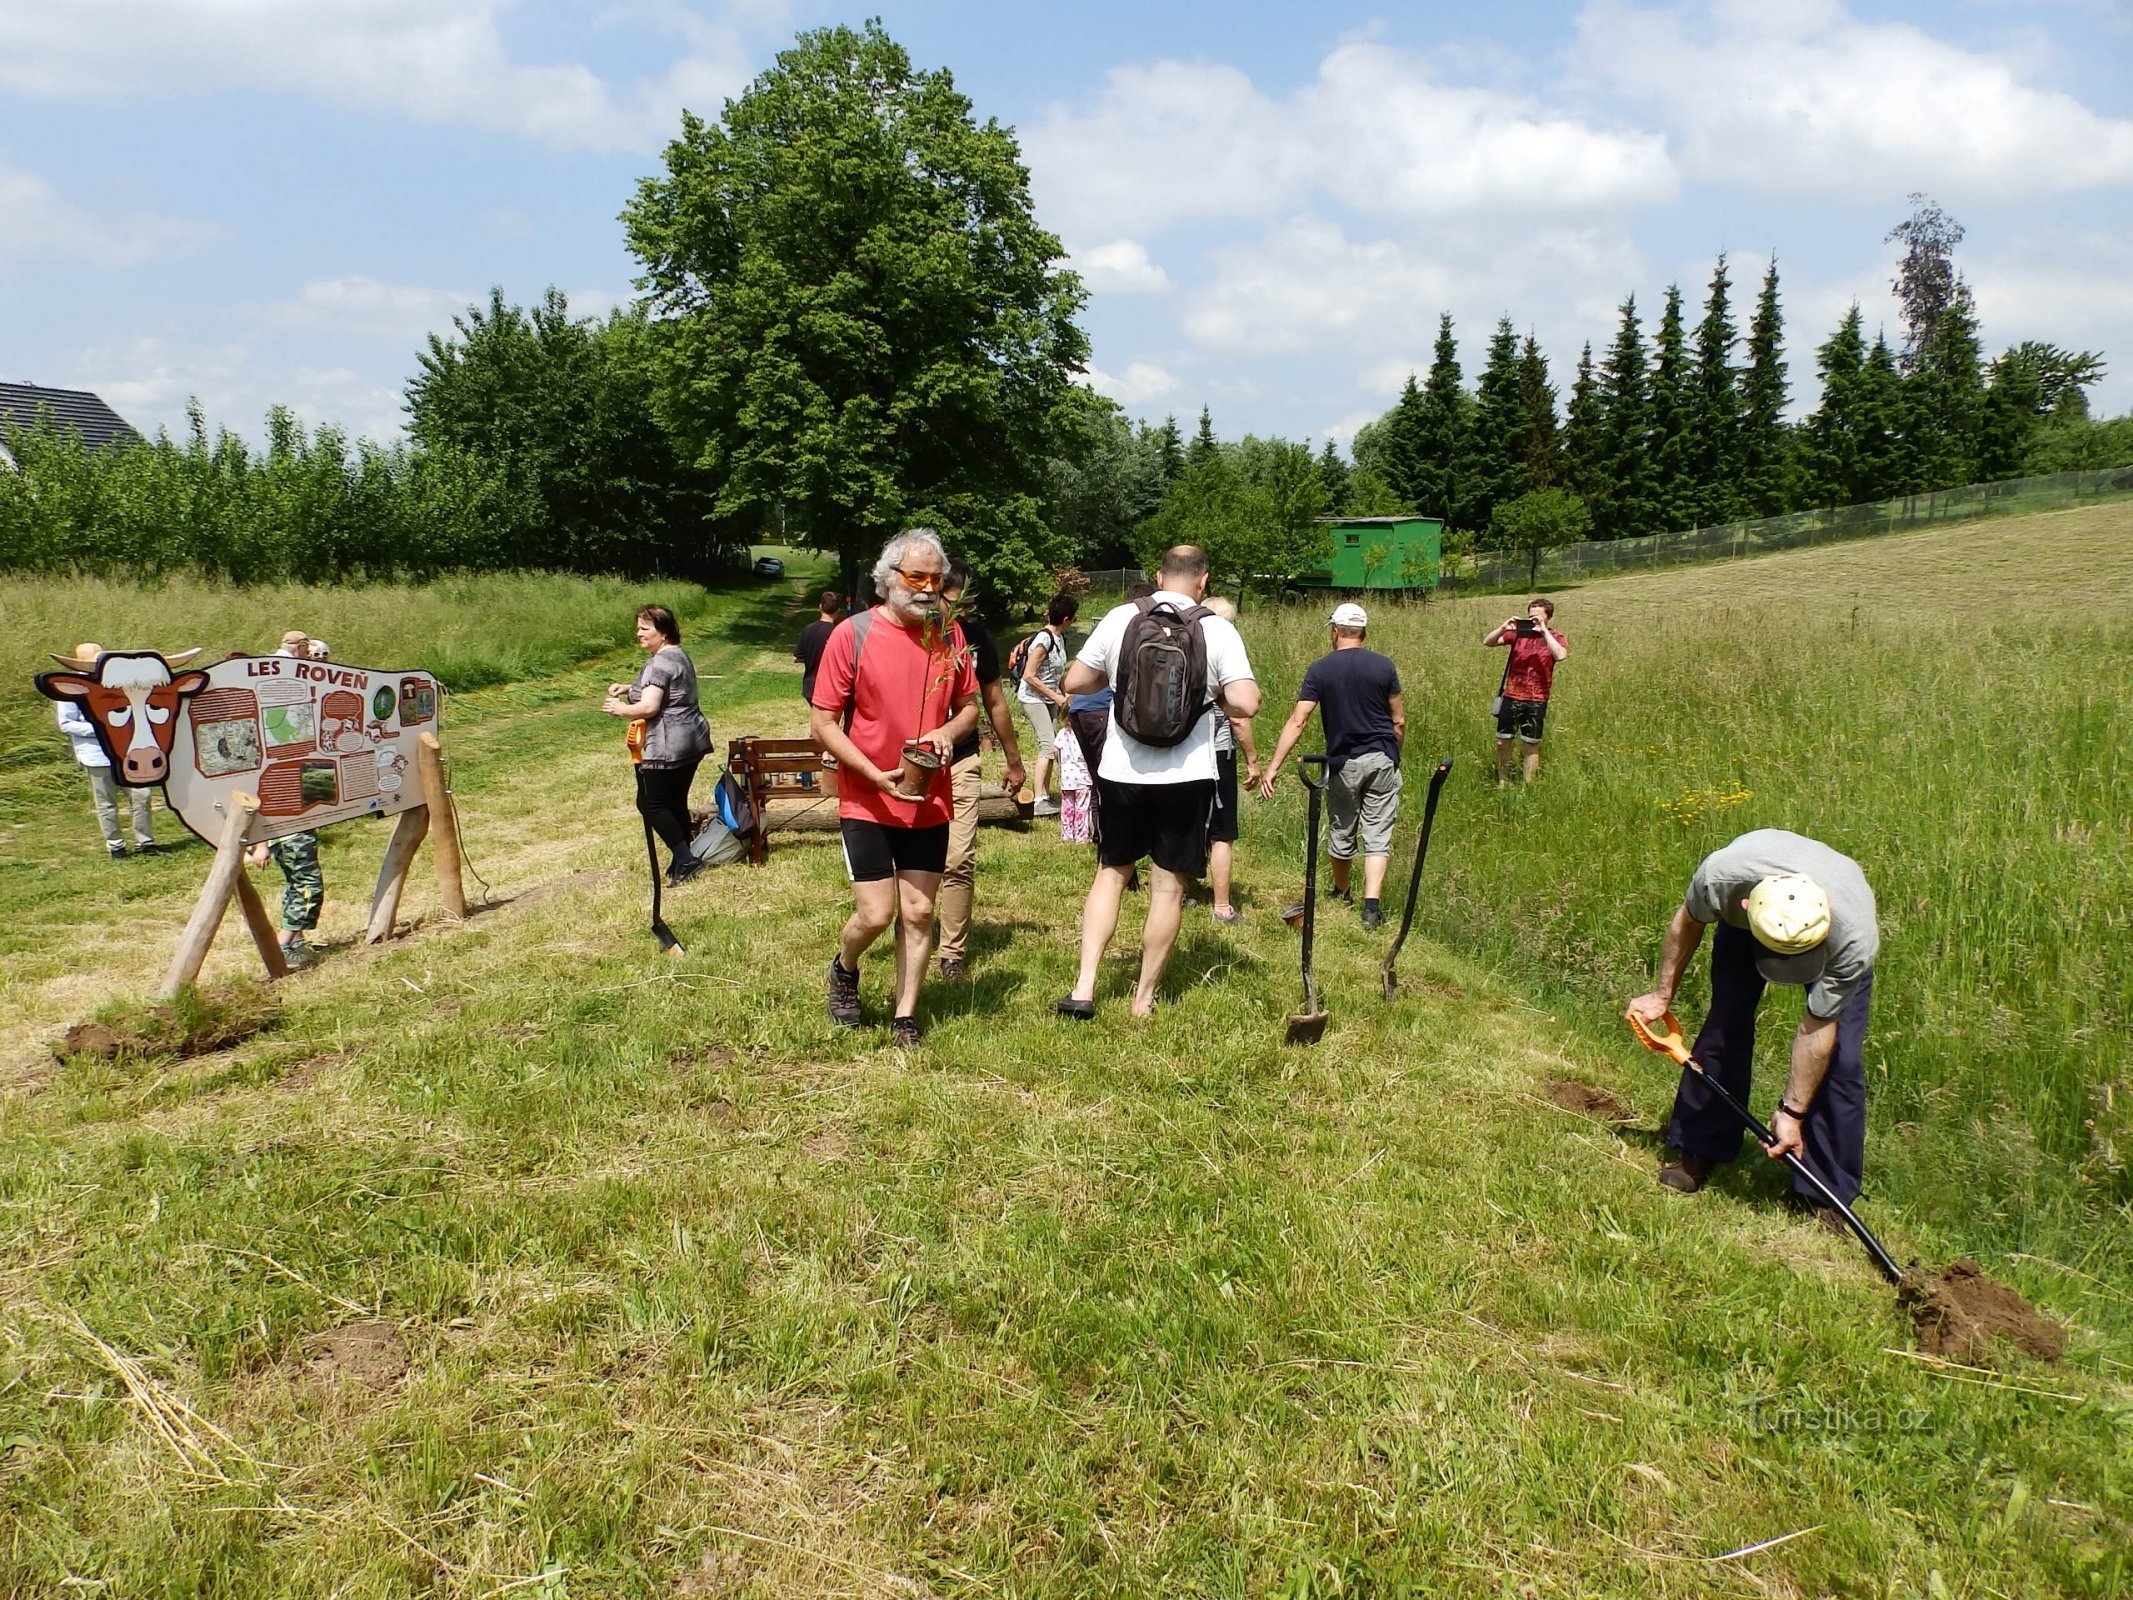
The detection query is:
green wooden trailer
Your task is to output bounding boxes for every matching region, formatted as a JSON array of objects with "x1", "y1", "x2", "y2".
[{"x1": 1289, "y1": 514, "x2": 1444, "y2": 593}]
